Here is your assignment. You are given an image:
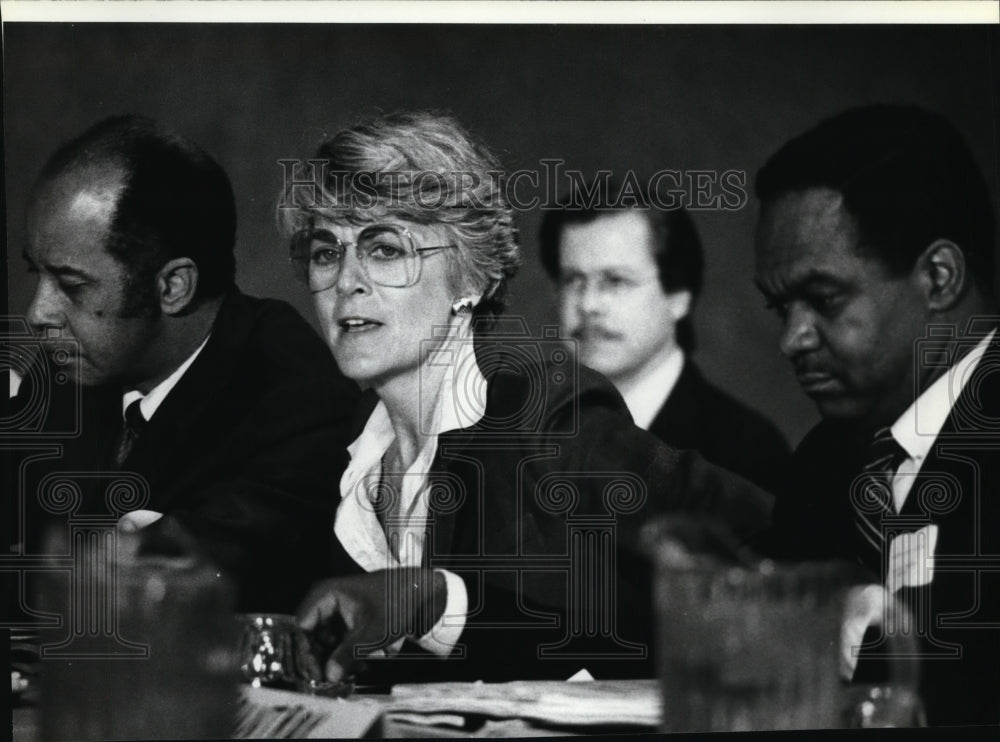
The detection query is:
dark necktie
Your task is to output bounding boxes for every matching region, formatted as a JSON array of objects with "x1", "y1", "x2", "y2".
[
  {"x1": 851, "y1": 427, "x2": 908, "y2": 576},
  {"x1": 113, "y1": 399, "x2": 147, "y2": 469}
]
